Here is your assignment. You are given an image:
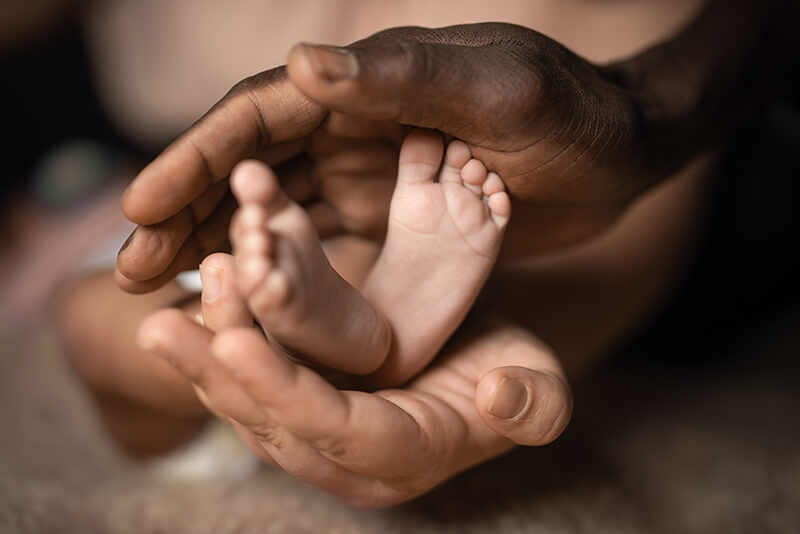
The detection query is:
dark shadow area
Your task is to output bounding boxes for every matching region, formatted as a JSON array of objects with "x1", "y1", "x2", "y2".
[
  {"x1": 1, "y1": 16, "x2": 798, "y2": 533},
  {"x1": 0, "y1": 16, "x2": 149, "y2": 206},
  {"x1": 389, "y1": 97, "x2": 800, "y2": 531},
  {"x1": 630, "y1": 93, "x2": 800, "y2": 362}
]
